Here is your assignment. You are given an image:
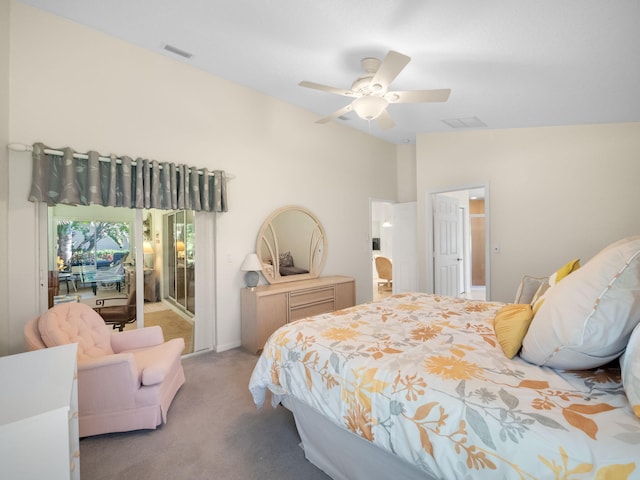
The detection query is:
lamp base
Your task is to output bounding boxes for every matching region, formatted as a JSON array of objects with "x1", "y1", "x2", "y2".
[{"x1": 245, "y1": 271, "x2": 259, "y2": 288}]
